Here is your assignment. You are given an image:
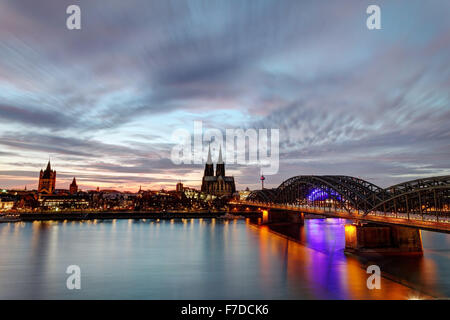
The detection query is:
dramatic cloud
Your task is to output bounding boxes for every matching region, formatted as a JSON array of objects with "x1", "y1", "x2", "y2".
[{"x1": 0, "y1": 0, "x2": 449, "y2": 190}]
